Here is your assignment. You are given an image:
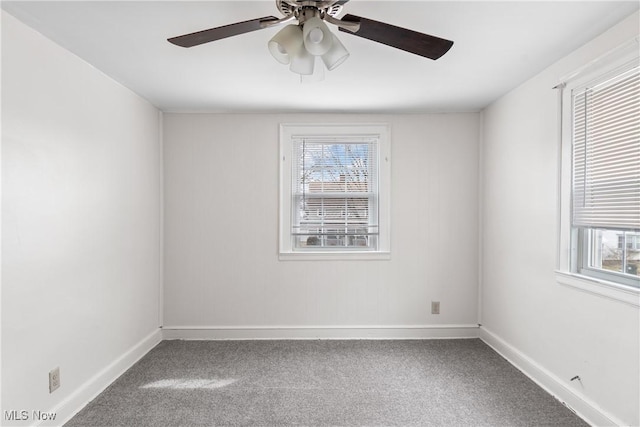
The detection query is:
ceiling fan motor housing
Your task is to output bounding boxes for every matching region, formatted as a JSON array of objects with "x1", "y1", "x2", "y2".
[{"x1": 277, "y1": 0, "x2": 344, "y2": 20}]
